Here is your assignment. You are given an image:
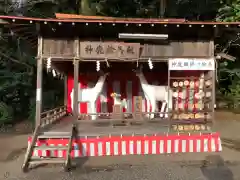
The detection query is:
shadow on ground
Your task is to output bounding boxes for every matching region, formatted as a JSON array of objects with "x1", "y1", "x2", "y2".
[
  {"x1": 201, "y1": 155, "x2": 234, "y2": 180},
  {"x1": 4, "y1": 147, "x2": 27, "y2": 162},
  {"x1": 24, "y1": 157, "x2": 89, "y2": 172},
  {"x1": 70, "y1": 157, "x2": 132, "y2": 173}
]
